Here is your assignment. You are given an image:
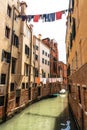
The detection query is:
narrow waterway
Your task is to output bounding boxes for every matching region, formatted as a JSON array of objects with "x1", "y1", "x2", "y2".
[{"x1": 0, "y1": 94, "x2": 77, "y2": 130}]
